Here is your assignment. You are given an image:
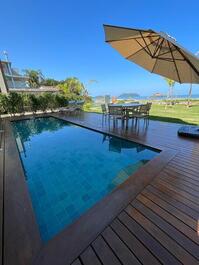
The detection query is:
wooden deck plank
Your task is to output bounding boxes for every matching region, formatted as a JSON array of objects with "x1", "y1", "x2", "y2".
[
  {"x1": 115, "y1": 214, "x2": 180, "y2": 265},
  {"x1": 163, "y1": 168, "x2": 199, "y2": 187},
  {"x1": 92, "y1": 236, "x2": 122, "y2": 265},
  {"x1": 71, "y1": 259, "x2": 82, "y2": 265},
  {"x1": 167, "y1": 163, "x2": 199, "y2": 177},
  {"x1": 174, "y1": 154, "x2": 199, "y2": 165},
  {"x1": 125, "y1": 205, "x2": 198, "y2": 265},
  {"x1": 142, "y1": 188, "x2": 198, "y2": 231},
  {"x1": 169, "y1": 160, "x2": 199, "y2": 173},
  {"x1": 80, "y1": 246, "x2": 101, "y2": 265},
  {"x1": 159, "y1": 172, "x2": 199, "y2": 193},
  {"x1": 137, "y1": 193, "x2": 199, "y2": 244},
  {"x1": 132, "y1": 200, "x2": 199, "y2": 260},
  {"x1": 109, "y1": 219, "x2": 160, "y2": 265},
  {"x1": 146, "y1": 185, "x2": 199, "y2": 219},
  {"x1": 153, "y1": 178, "x2": 199, "y2": 206},
  {"x1": 164, "y1": 166, "x2": 199, "y2": 182},
  {"x1": 172, "y1": 156, "x2": 199, "y2": 169},
  {"x1": 150, "y1": 182, "x2": 199, "y2": 215},
  {"x1": 102, "y1": 226, "x2": 141, "y2": 265}
]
